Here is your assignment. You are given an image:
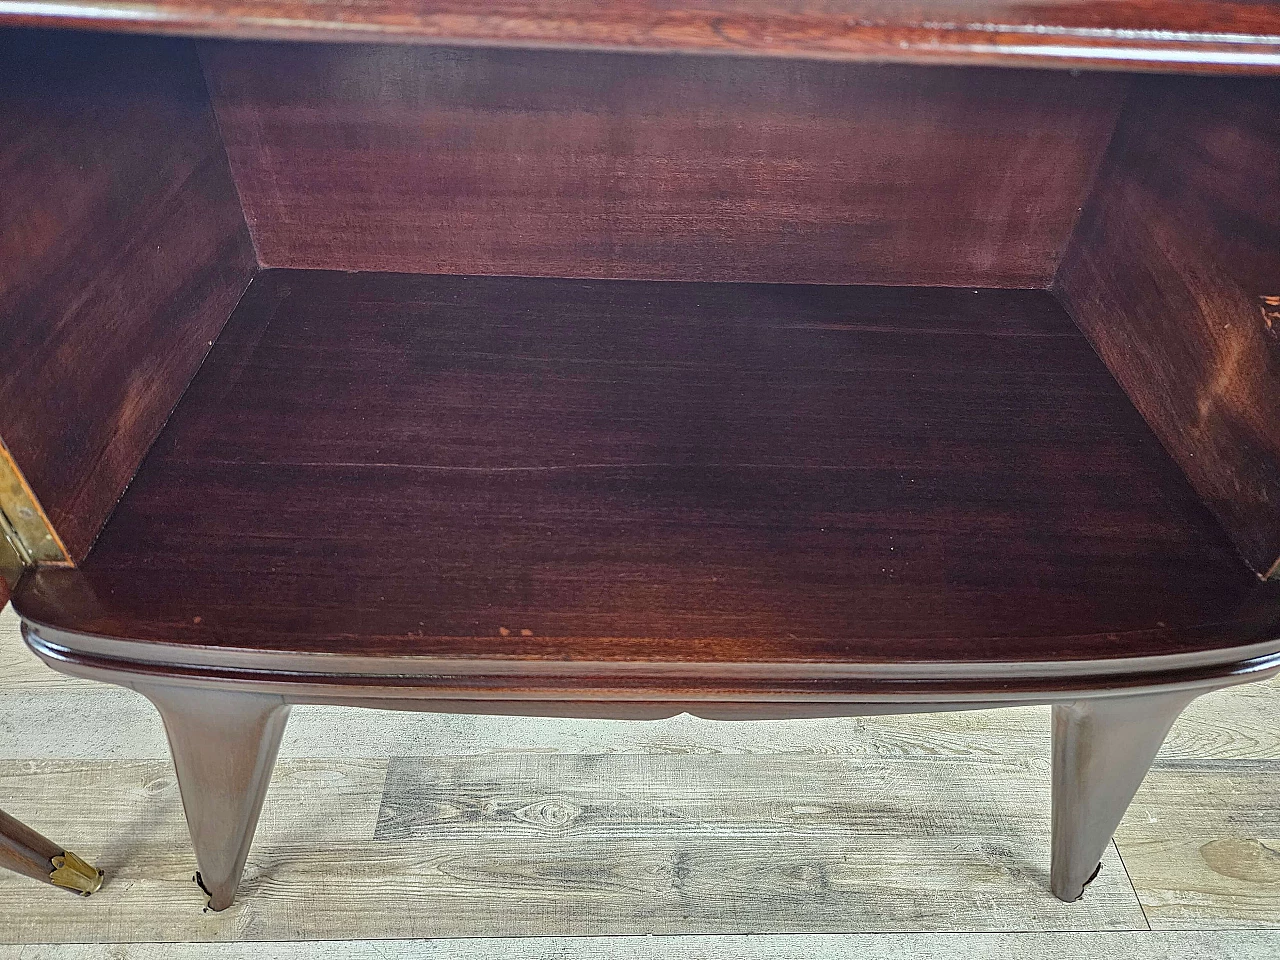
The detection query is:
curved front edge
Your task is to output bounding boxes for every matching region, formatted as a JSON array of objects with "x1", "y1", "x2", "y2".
[{"x1": 20, "y1": 616, "x2": 1280, "y2": 713}]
